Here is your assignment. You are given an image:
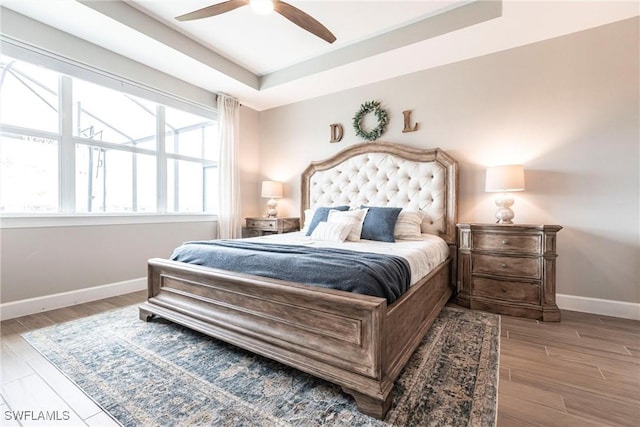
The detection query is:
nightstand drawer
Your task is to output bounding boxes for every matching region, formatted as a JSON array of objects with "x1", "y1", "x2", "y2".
[
  {"x1": 246, "y1": 219, "x2": 277, "y2": 230},
  {"x1": 473, "y1": 233, "x2": 541, "y2": 254},
  {"x1": 472, "y1": 253, "x2": 540, "y2": 279},
  {"x1": 473, "y1": 277, "x2": 540, "y2": 304}
]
